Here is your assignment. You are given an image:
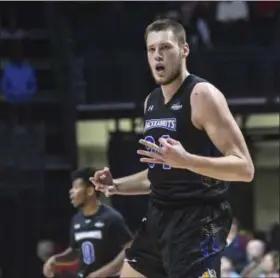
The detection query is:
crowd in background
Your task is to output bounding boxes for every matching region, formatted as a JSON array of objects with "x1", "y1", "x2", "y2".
[
  {"x1": 1, "y1": 1, "x2": 280, "y2": 103},
  {"x1": 158, "y1": 1, "x2": 280, "y2": 49},
  {"x1": 70, "y1": 1, "x2": 280, "y2": 52},
  {"x1": 67, "y1": 1, "x2": 280, "y2": 103},
  {"x1": 221, "y1": 218, "x2": 279, "y2": 277}
]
